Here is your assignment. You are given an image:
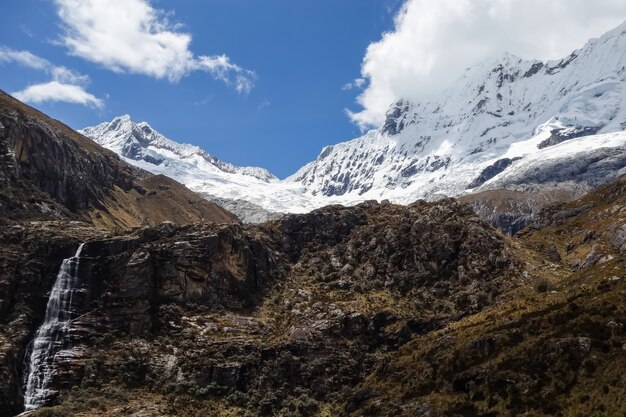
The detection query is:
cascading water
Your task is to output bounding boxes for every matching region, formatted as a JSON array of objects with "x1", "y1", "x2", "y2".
[{"x1": 23, "y1": 243, "x2": 85, "y2": 411}]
